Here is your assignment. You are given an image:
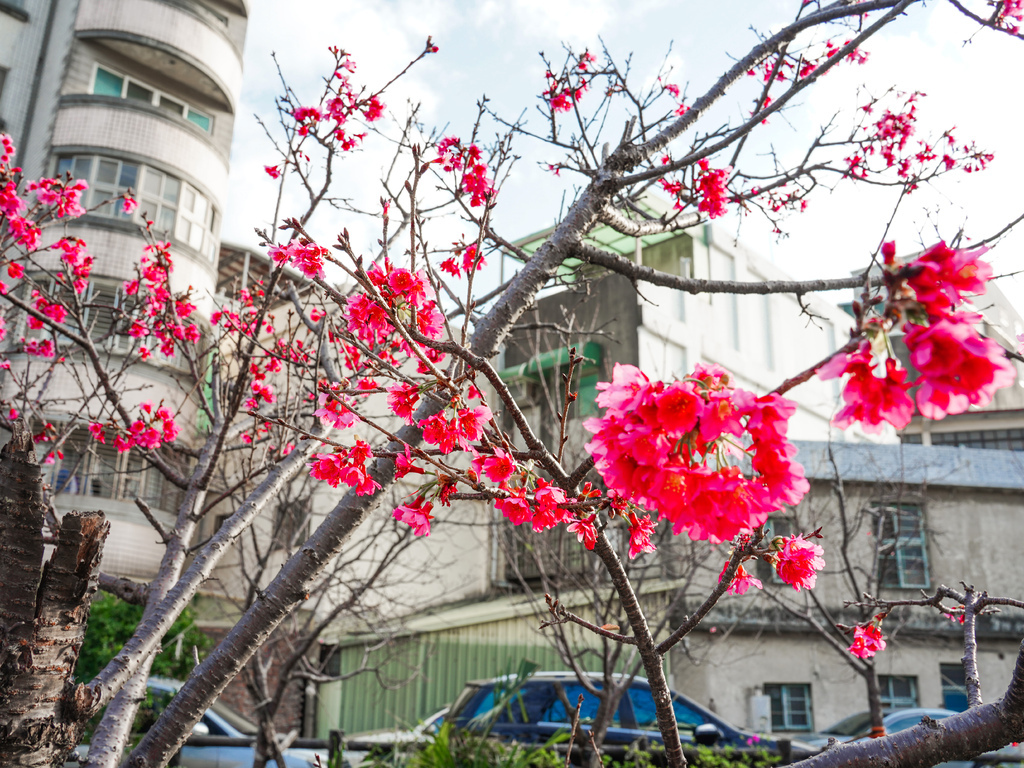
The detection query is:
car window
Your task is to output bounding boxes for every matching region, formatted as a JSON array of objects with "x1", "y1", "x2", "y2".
[
  {"x1": 468, "y1": 682, "x2": 564, "y2": 724},
  {"x1": 825, "y1": 712, "x2": 873, "y2": 736},
  {"x1": 553, "y1": 683, "x2": 622, "y2": 727},
  {"x1": 629, "y1": 688, "x2": 706, "y2": 731},
  {"x1": 208, "y1": 700, "x2": 259, "y2": 735},
  {"x1": 887, "y1": 712, "x2": 947, "y2": 734}
]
